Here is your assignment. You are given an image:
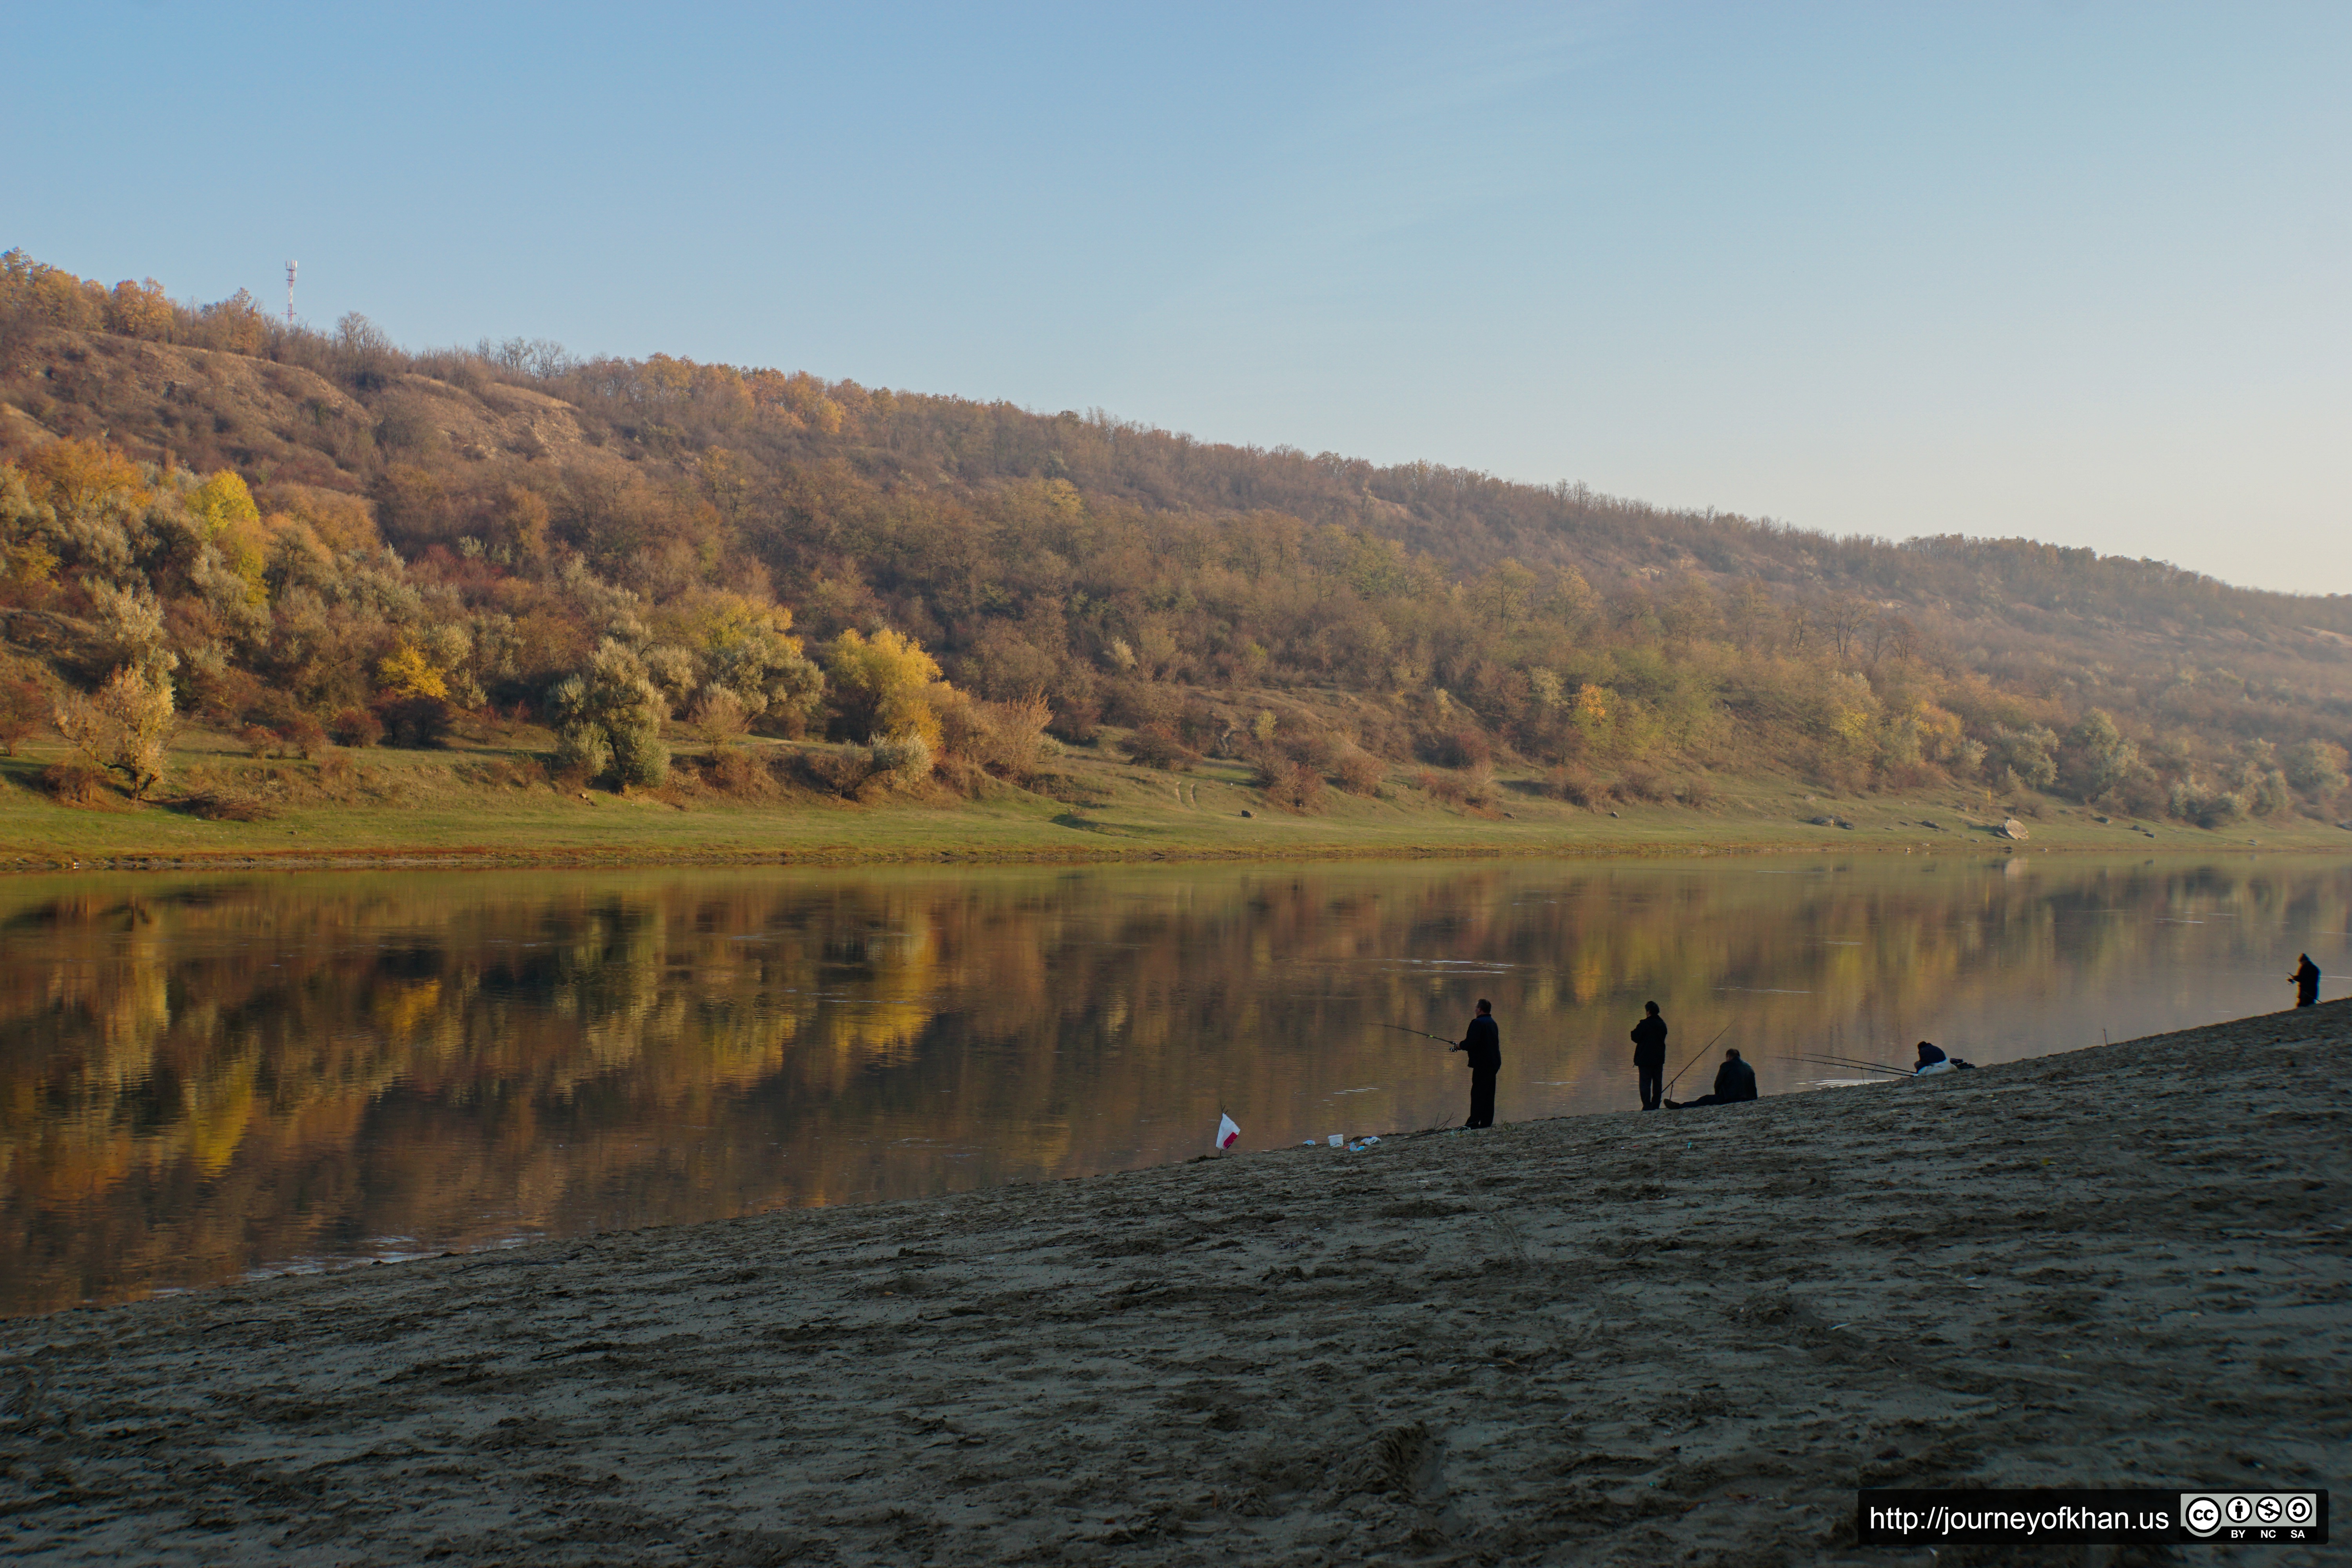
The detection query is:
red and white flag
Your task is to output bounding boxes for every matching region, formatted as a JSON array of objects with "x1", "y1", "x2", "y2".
[{"x1": 1216, "y1": 1113, "x2": 1241, "y2": 1150}]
